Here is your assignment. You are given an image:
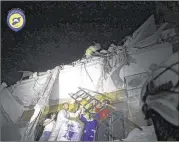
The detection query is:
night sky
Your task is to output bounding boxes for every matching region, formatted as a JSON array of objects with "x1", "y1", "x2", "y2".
[{"x1": 1, "y1": 1, "x2": 156, "y2": 85}]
